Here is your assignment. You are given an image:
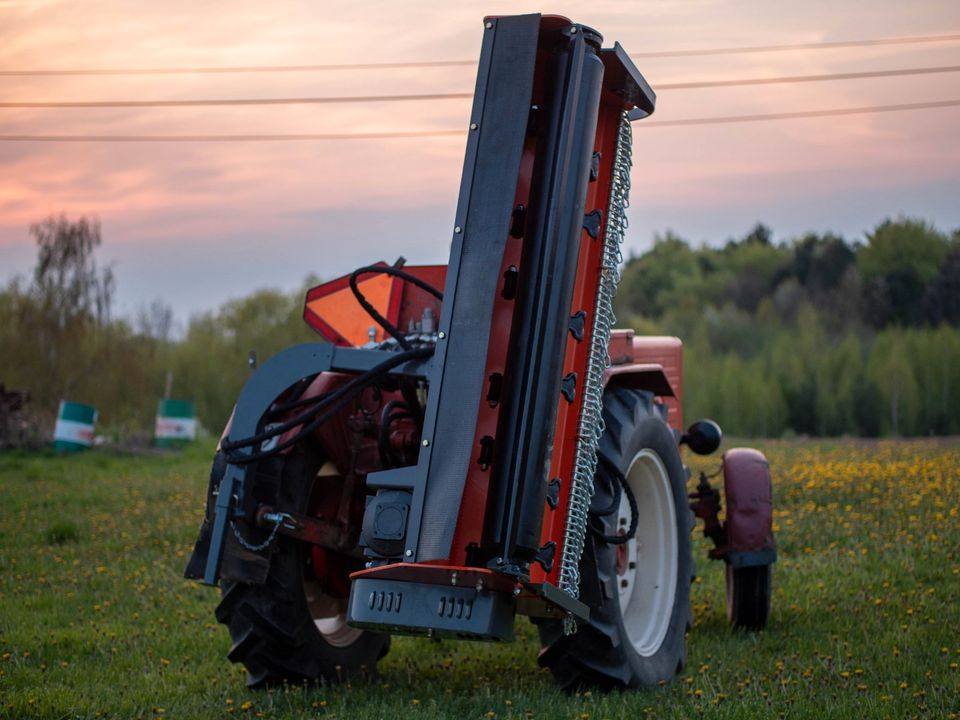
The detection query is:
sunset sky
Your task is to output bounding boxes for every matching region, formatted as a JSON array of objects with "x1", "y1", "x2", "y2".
[{"x1": 1, "y1": 0, "x2": 958, "y2": 325}]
